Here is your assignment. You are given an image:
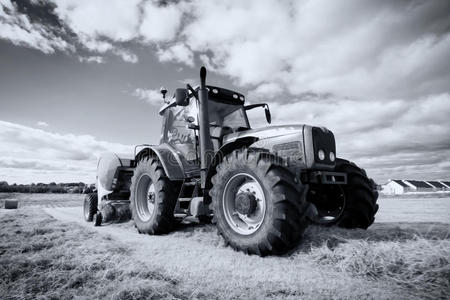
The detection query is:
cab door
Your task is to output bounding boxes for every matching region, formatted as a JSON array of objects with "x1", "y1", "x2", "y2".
[{"x1": 161, "y1": 99, "x2": 200, "y2": 175}]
